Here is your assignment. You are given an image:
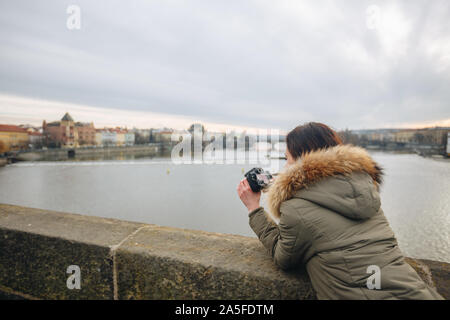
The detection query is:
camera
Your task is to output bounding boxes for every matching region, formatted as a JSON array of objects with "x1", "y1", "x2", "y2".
[{"x1": 244, "y1": 167, "x2": 274, "y2": 192}]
